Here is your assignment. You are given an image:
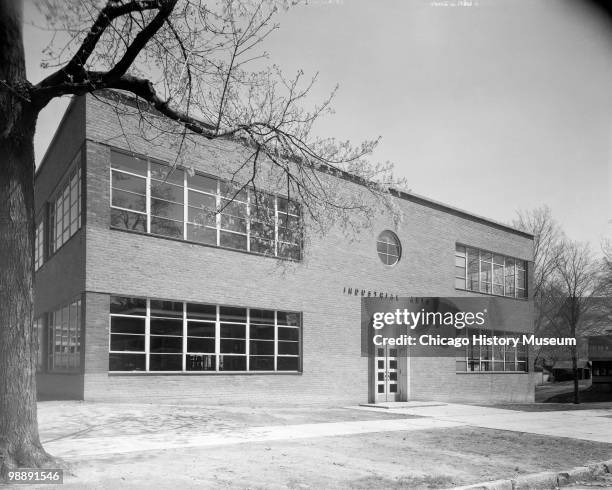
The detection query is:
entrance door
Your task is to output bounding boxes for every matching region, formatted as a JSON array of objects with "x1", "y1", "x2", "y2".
[{"x1": 375, "y1": 346, "x2": 400, "y2": 402}]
